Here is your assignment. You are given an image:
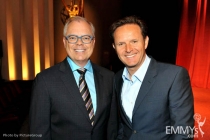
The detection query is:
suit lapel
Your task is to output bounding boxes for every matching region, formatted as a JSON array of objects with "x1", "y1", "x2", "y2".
[
  {"x1": 115, "y1": 70, "x2": 132, "y2": 128},
  {"x1": 59, "y1": 59, "x2": 91, "y2": 122},
  {"x1": 91, "y1": 63, "x2": 104, "y2": 125},
  {"x1": 132, "y1": 58, "x2": 157, "y2": 116}
]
